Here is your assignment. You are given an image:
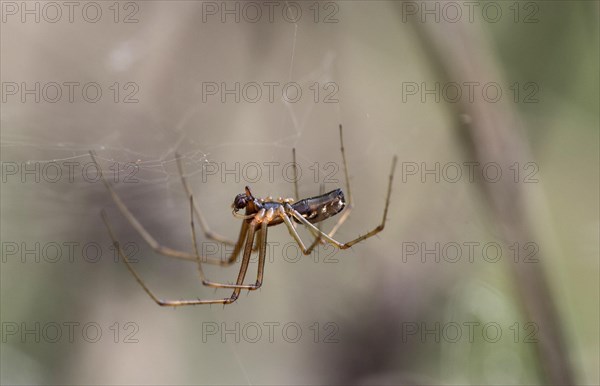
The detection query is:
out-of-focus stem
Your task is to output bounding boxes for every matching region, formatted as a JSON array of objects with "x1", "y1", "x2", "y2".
[{"x1": 405, "y1": 9, "x2": 575, "y2": 385}]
